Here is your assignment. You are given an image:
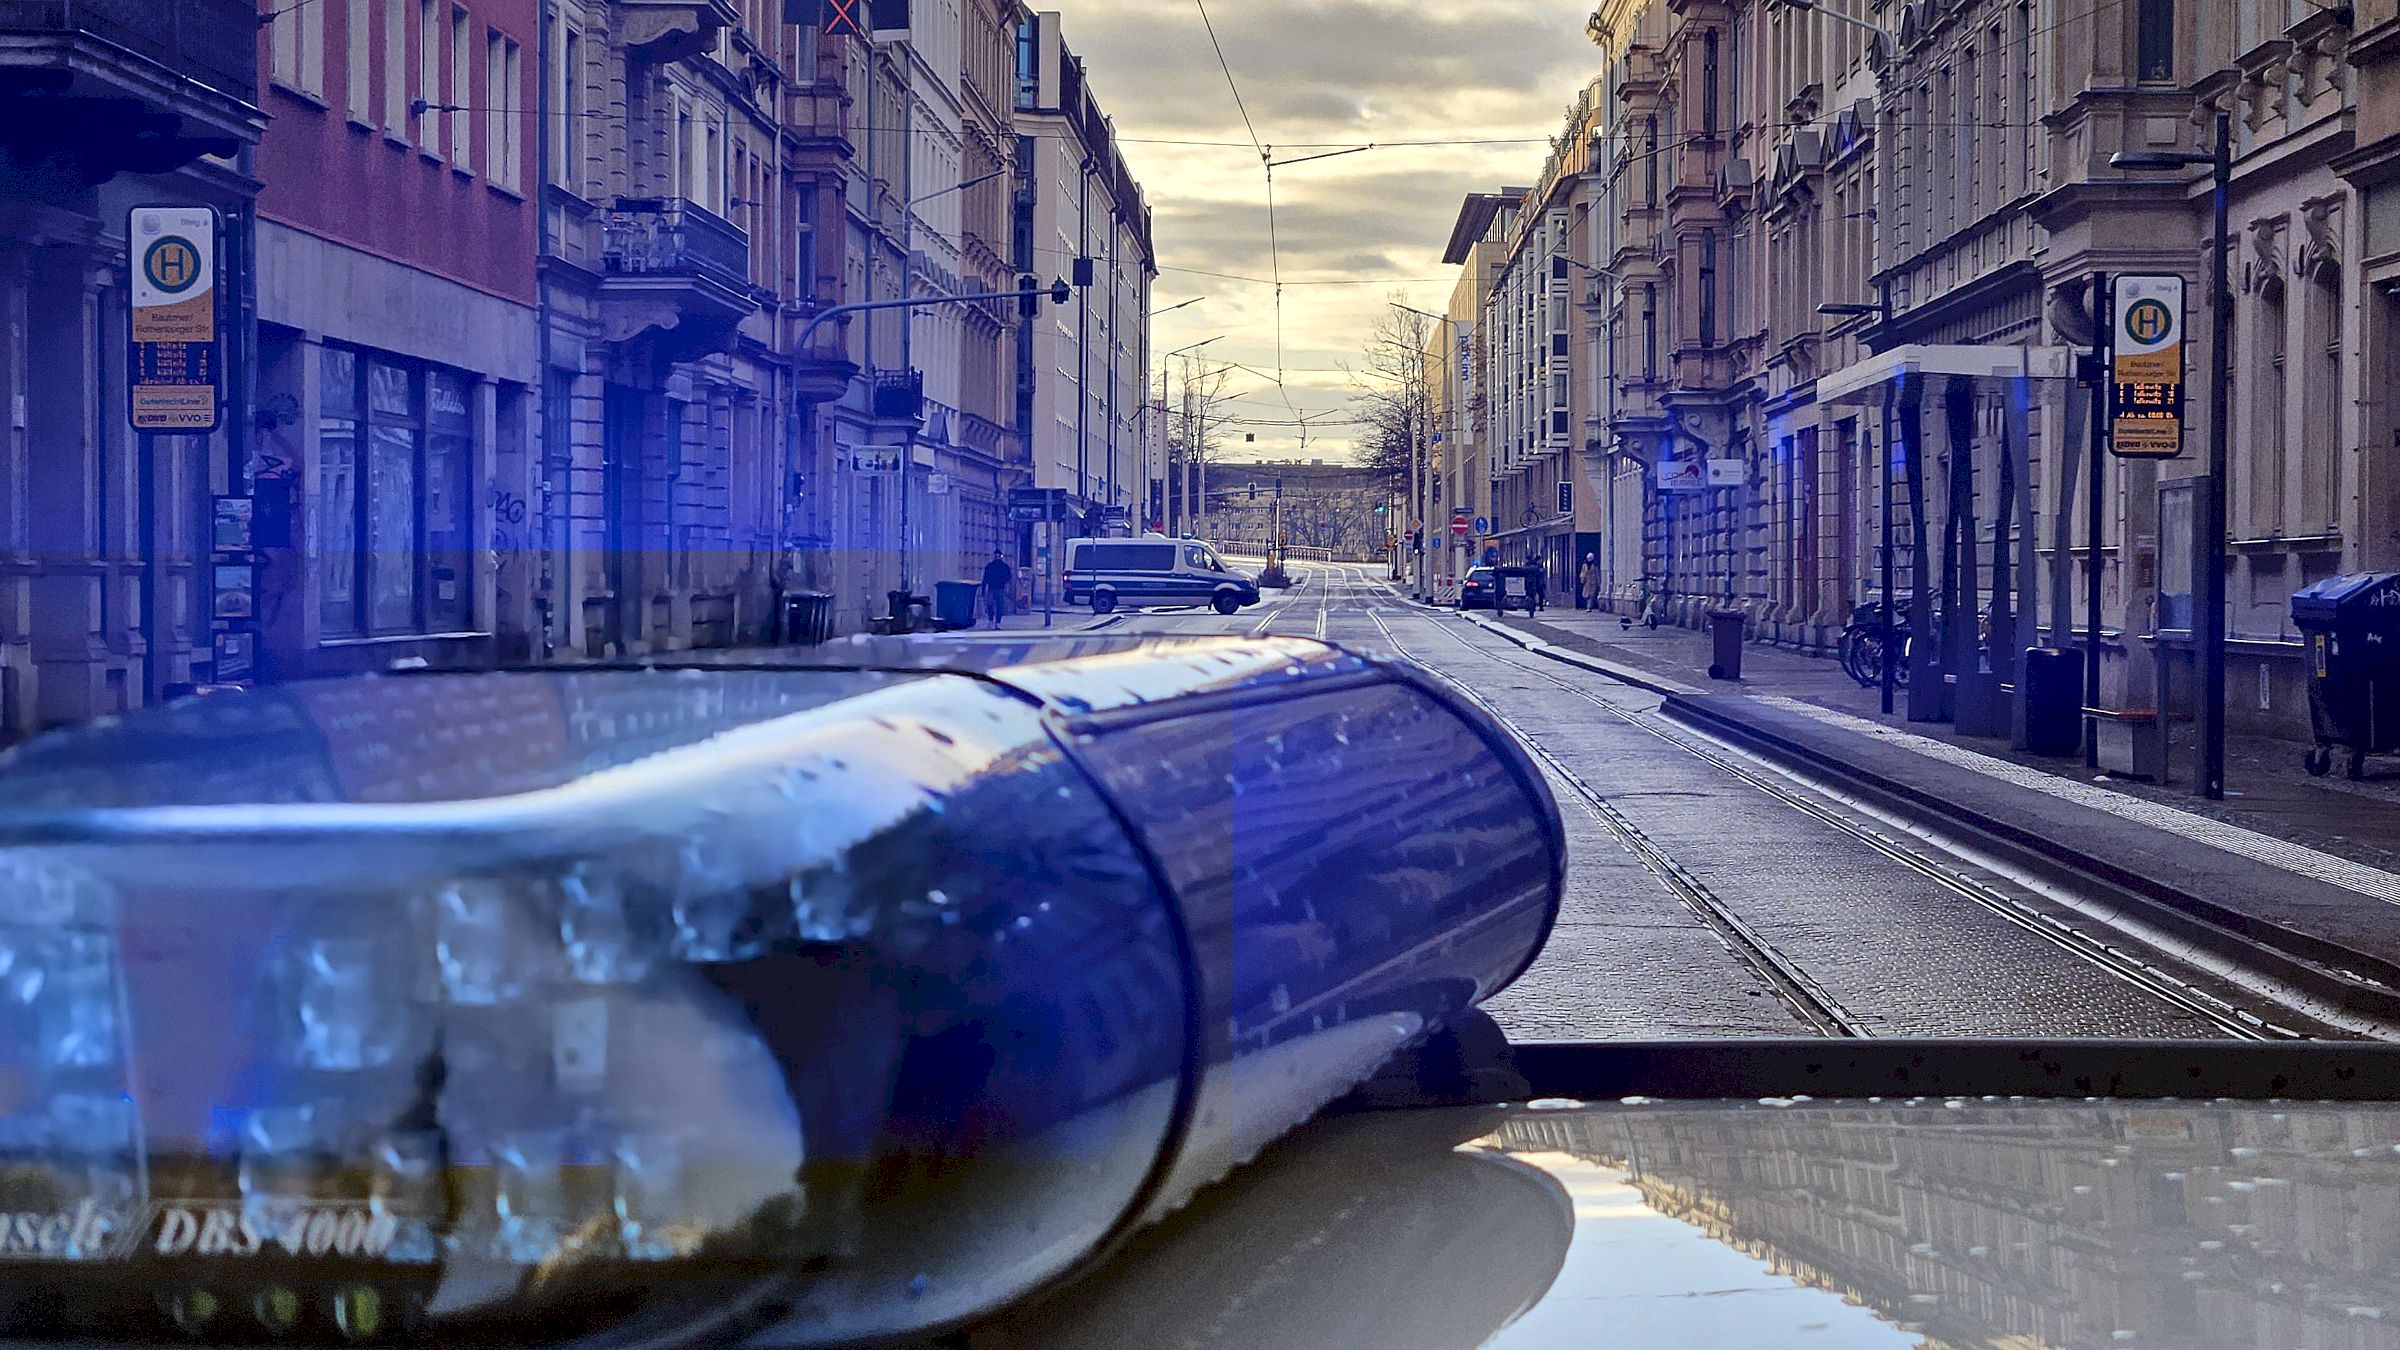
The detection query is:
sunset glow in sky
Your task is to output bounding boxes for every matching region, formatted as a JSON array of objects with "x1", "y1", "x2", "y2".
[{"x1": 1057, "y1": 0, "x2": 1603, "y2": 463}]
